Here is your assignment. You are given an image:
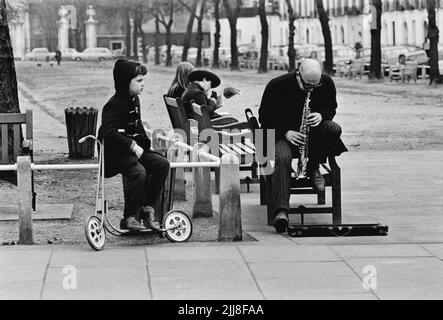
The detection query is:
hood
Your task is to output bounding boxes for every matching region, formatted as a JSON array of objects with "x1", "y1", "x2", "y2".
[{"x1": 113, "y1": 59, "x2": 141, "y2": 97}]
